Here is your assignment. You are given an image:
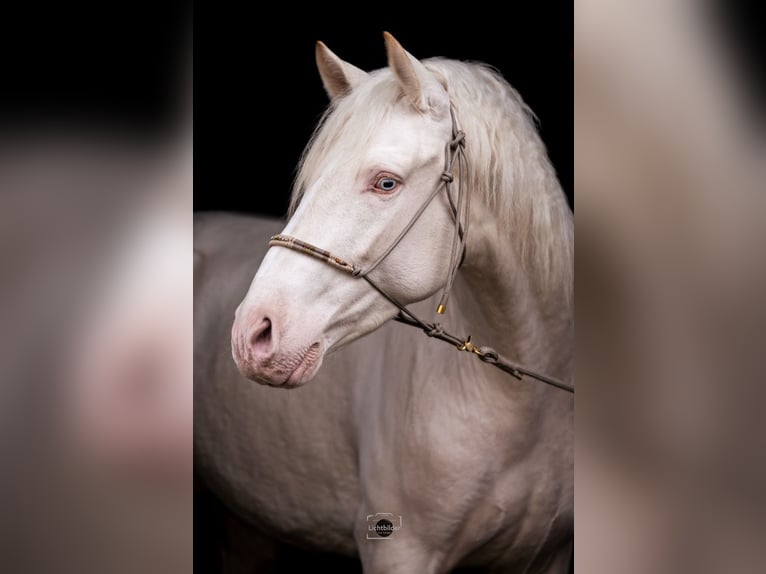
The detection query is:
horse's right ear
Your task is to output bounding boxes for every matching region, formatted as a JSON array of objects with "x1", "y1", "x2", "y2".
[
  {"x1": 315, "y1": 41, "x2": 369, "y2": 101},
  {"x1": 383, "y1": 32, "x2": 449, "y2": 116}
]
